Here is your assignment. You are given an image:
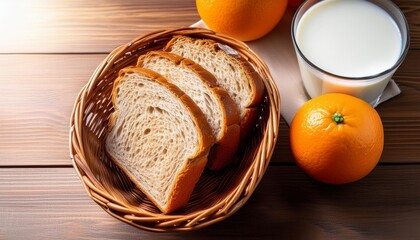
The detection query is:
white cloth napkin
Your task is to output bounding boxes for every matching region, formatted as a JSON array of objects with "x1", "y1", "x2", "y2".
[{"x1": 191, "y1": 10, "x2": 401, "y2": 125}]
